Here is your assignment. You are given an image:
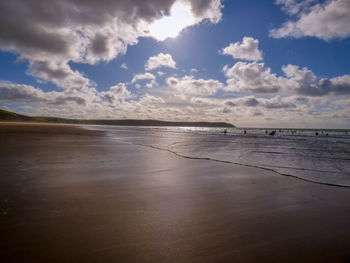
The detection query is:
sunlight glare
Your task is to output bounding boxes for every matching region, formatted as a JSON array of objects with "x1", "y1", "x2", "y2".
[{"x1": 149, "y1": 2, "x2": 195, "y2": 41}]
